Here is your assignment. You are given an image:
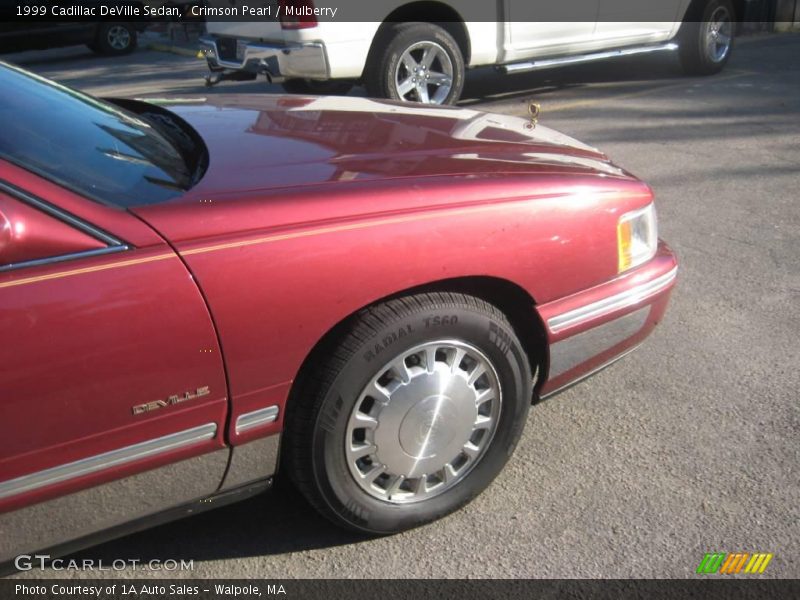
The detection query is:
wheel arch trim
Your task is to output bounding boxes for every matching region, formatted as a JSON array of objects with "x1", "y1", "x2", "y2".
[{"x1": 379, "y1": 3, "x2": 471, "y2": 64}]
